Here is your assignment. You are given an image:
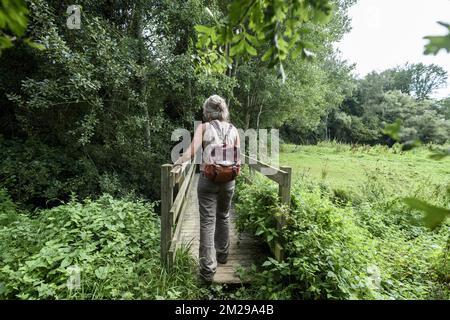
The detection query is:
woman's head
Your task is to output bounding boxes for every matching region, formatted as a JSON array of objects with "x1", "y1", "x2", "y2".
[{"x1": 202, "y1": 95, "x2": 229, "y2": 121}]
